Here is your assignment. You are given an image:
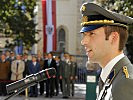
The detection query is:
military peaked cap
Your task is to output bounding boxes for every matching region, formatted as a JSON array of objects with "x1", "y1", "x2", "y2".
[{"x1": 80, "y1": 3, "x2": 133, "y2": 33}]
